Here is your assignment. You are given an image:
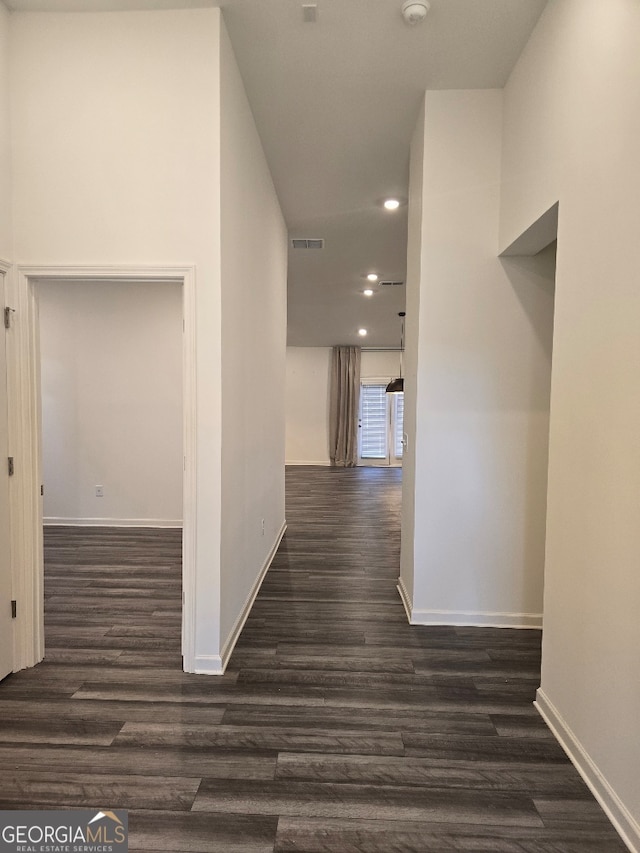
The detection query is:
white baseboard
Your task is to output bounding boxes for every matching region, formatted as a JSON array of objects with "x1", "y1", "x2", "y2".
[
  {"x1": 395, "y1": 581, "x2": 541, "y2": 629},
  {"x1": 407, "y1": 607, "x2": 542, "y2": 629},
  {"x1": 535, "y1": 689, "x2": 639, "y2": 853},
  {"x1": 193, "y1": 654, "x2": 224, "y2": 675},
  {"x1": 218, "y1": 520, "x2": 287, "y2": 673},
  {"x1": 44, "y1": 517, "x2": 183, "y2": 528},
  {"x1": 285, "y1": 460, "x2": 331, "y2": 466},
  {"x1": 397, "y1": 577, "x2": 413, "y2": 622}
]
